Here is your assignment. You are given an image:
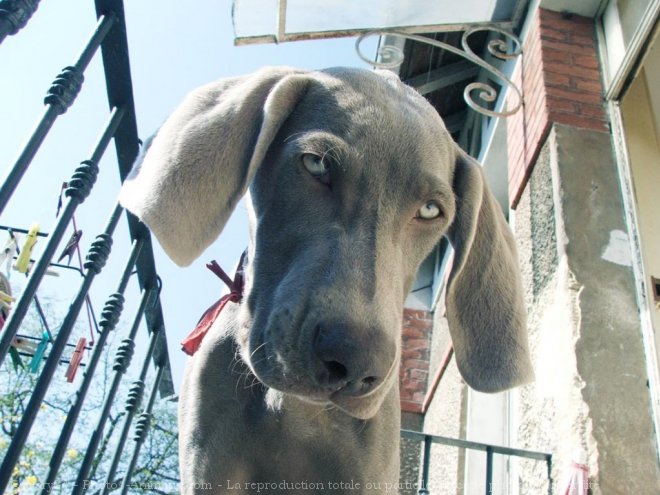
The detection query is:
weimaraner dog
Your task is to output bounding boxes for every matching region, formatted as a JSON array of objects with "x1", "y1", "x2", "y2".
[{"x1": 119, "y1": 66, "x2": 532, "y2": 494}]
